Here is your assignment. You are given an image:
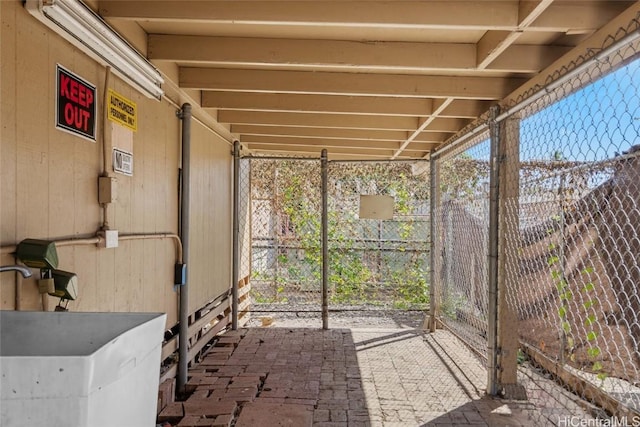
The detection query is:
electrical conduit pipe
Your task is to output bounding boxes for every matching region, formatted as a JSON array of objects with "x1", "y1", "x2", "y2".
[
  {"x1": 177, "y1": 103, "x2": 192, "y2": 395},
  {"x1": 1, "y1": 233, "x2": 183, "y2": 310}
]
